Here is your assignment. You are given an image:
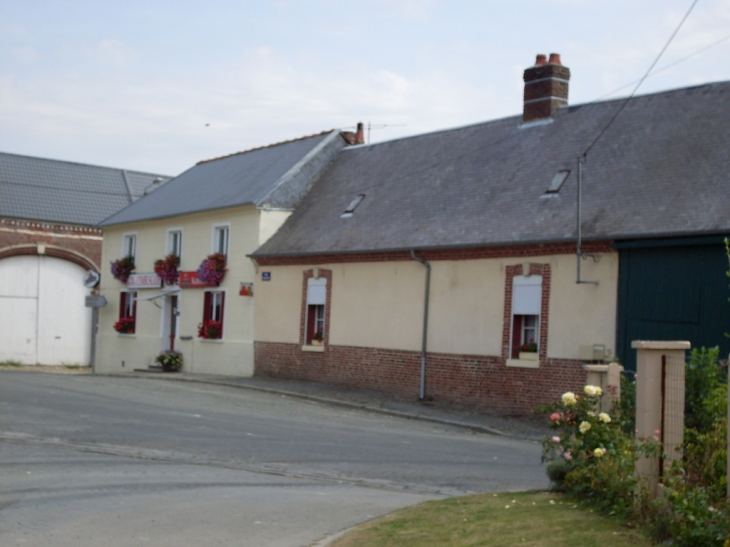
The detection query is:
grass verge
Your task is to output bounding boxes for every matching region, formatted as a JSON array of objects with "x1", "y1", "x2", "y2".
[{"x1": 331, "y1": 491, "x2": 654, "y2": 547}]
